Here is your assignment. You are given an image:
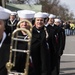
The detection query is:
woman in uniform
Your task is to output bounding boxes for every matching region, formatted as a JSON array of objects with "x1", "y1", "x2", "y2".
[
  {"x1": 54, "y1": 18, "x2": 66, "y2": 75},
  {"x1": 11, "y1": 10, "x2": 35, "y2": 75}
]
